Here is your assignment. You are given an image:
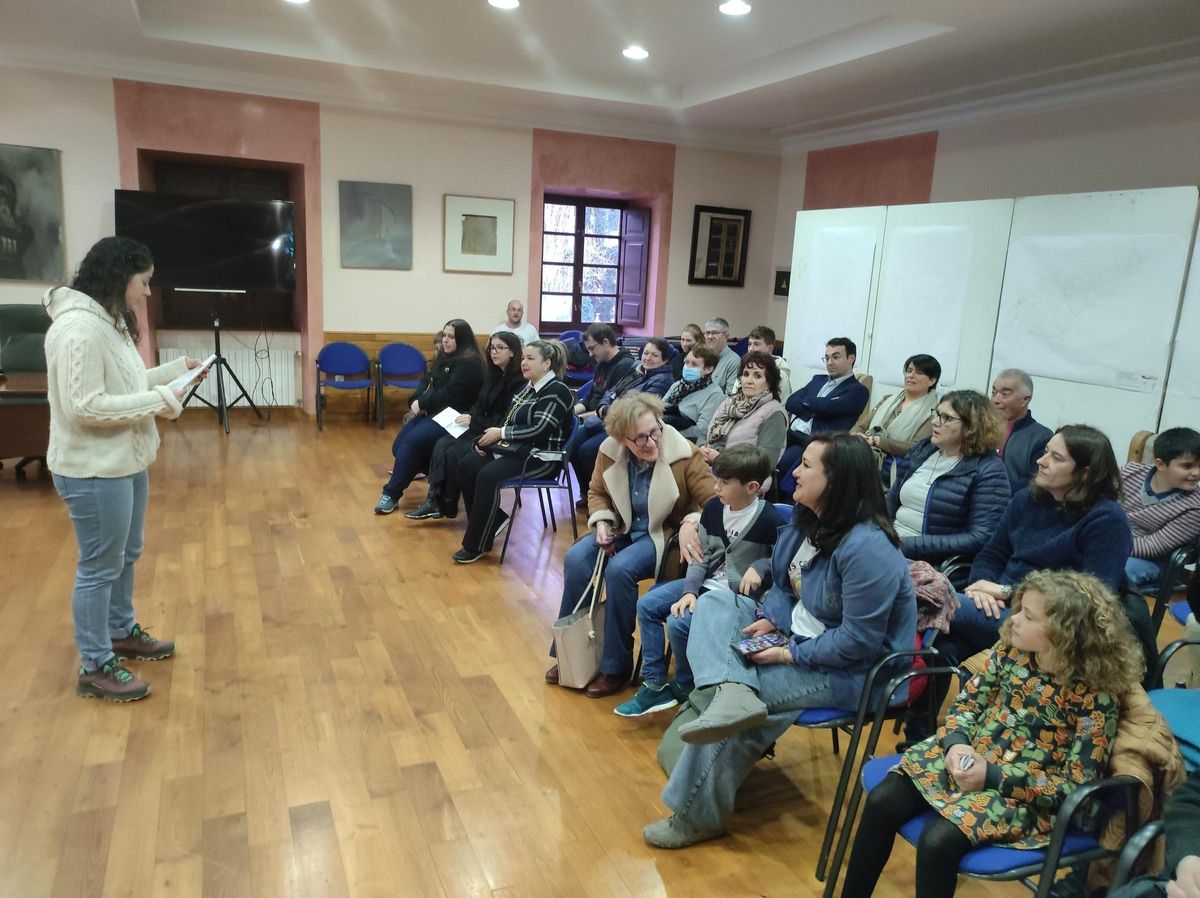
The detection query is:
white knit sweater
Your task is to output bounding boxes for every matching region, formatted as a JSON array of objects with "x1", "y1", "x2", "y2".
[{"x1": 43, "y1": 286, "x2": 188, "y2": 478}]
